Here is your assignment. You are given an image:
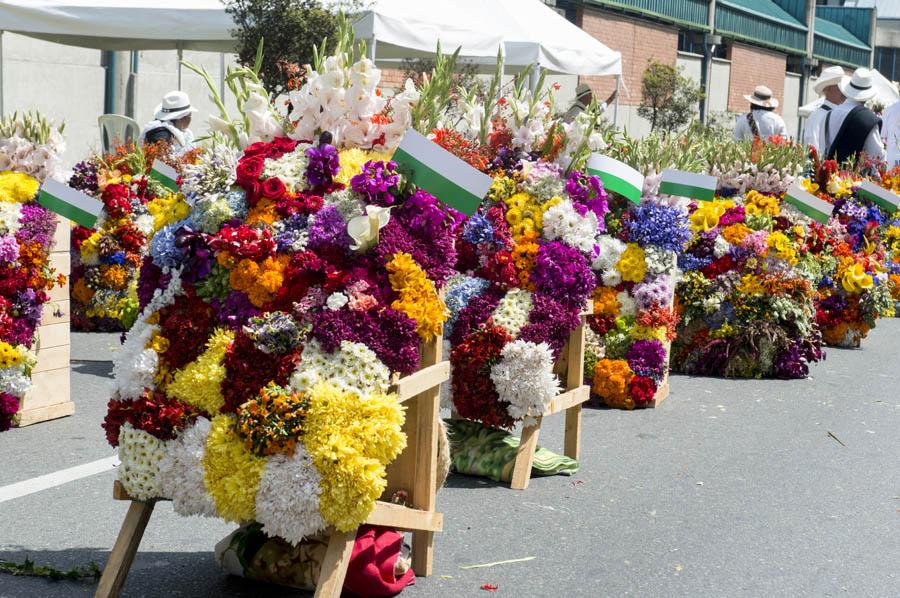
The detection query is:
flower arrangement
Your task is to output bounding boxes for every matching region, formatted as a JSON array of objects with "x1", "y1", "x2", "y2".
[
  {"x1": 671, "y1": 192, "x2": 823, "y2": 378},
  {"x1": 69, "y1": 144, "x2": 197, "y2": 331},
  {"x1": 104, "y1": 37, "x2": 462, "y2": 543},
  {"x1": 0, "y1": 113, "x2": 66, "y2": 431},
  {"x1": 586, "y1": 199, "x2": 690, "y2": 409}
]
